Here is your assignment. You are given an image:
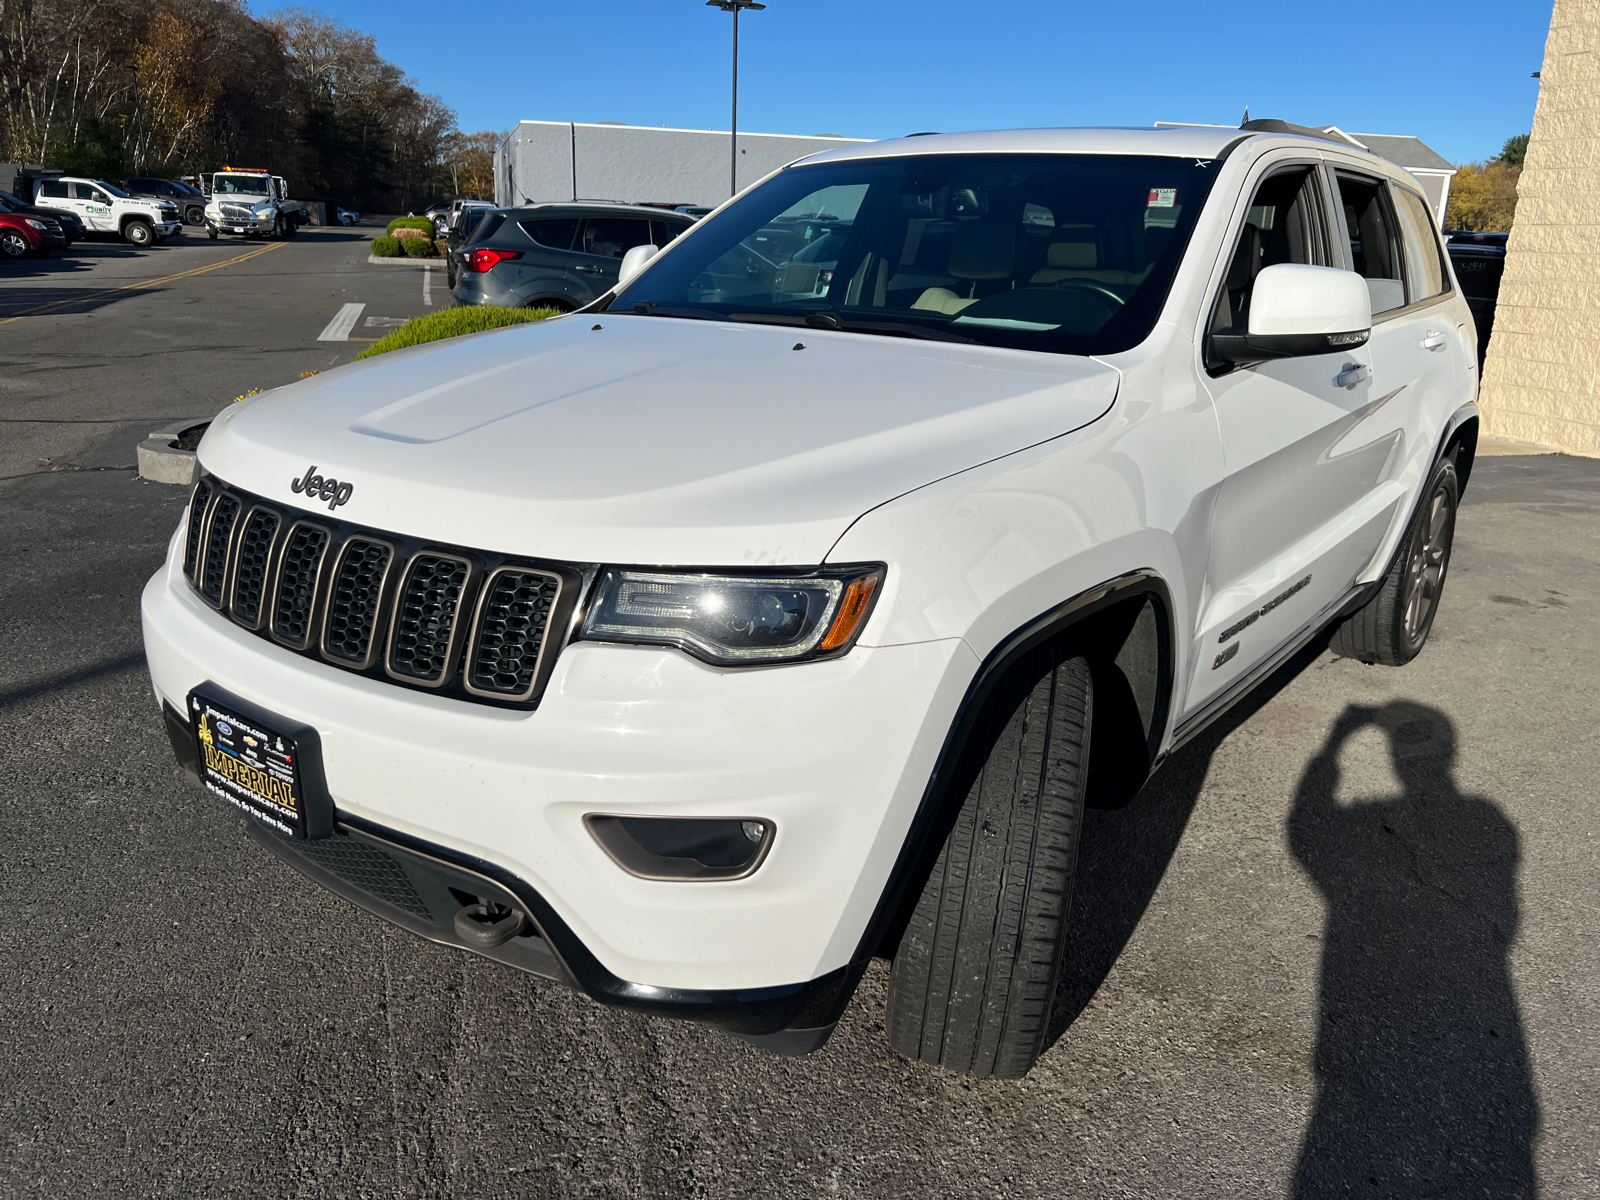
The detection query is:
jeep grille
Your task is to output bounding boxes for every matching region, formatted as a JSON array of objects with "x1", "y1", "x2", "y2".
[{"x1": 179, "y1": 475, "x2": 580, "y2": 709}]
